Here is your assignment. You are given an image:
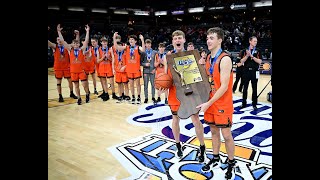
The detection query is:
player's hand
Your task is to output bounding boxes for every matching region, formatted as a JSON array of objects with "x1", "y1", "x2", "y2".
[
  {"x1": 85, "y1": 24, "x2": 90, "y2": 31},
  {"x1": 151, "y1": 69, "x2": 156, "y2": 74},
  {"x1": 120, "y1": 66, "x2": 126, "y2": 72},
  {"x1": 139, "y1": 34, "x2": 144, "y2": 41},
  {"x1": 246, "y1": 50, "x2": 251, "y2": 57},
  {"x1": 57, "y1": 24, "x2": 63, "y2": 32},
  {"x1": 196, "y1": 102, "x2": 210, "y2": 113},
  {"x1": 158, "y1": 88, "x2": 168, "y2": 94},
  {"x1": 101, "y1": 53, "x2": 106, "y2": 59},
  {"x1": 113, "y1": 32, "x2": 119, "y2": 39},
  {"x1": 74, "y1": 30, "x2": 79, "y2": 35}
]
